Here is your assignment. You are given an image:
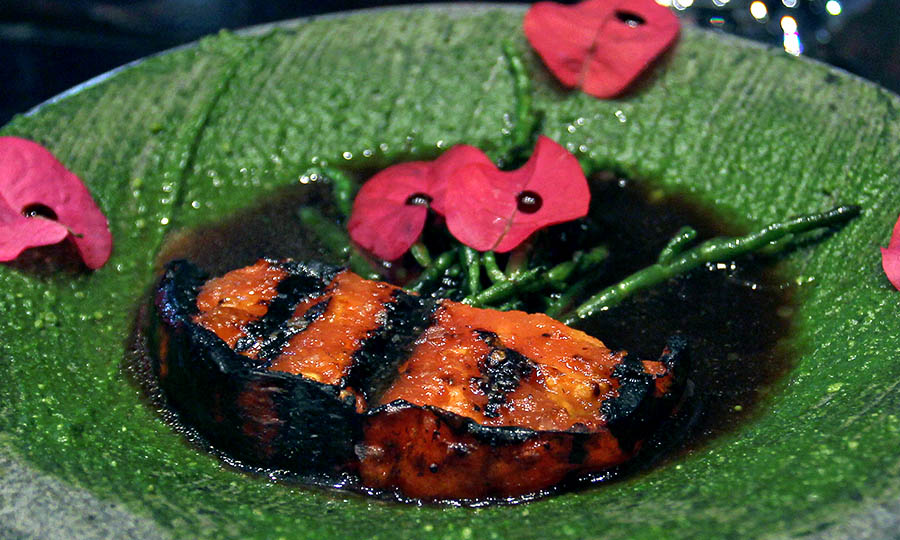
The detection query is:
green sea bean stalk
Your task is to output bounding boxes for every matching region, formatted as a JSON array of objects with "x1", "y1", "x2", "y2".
[{"x1": 298, "y1": 44, "x2": 860, "y2": 321}]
